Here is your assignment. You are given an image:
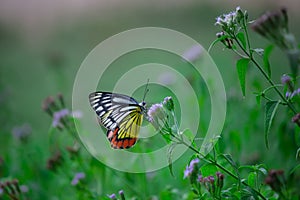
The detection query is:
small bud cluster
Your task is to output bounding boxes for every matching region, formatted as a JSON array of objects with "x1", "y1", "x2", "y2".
[
  {"x1": 251, "y1": 8, "x2": 289, "y2": 50},
  {"x1": 215, "y1": 7, "x2": 246, "y2": 34},
  {"x1": 265, "y1": 169, "x2": 285, "y2": 194},
  {"x1": 0, "y1": 179, "x2": 28, "y2": 200},
  {"x1": 198, "y1": 172, "x2": 225, "y2": 197},
  {"x1": 183, "y1": 159, "x2": 225, "y2": 198},
  {"x1": 42, "y1": 93, "x2": 82, "y2": 131},
  {"x1": 46, "y1": 151, "x2": 64, "y2": 171},
  {"x1": 214, "y1": 7, "x2": 248, "y2": 49}
]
